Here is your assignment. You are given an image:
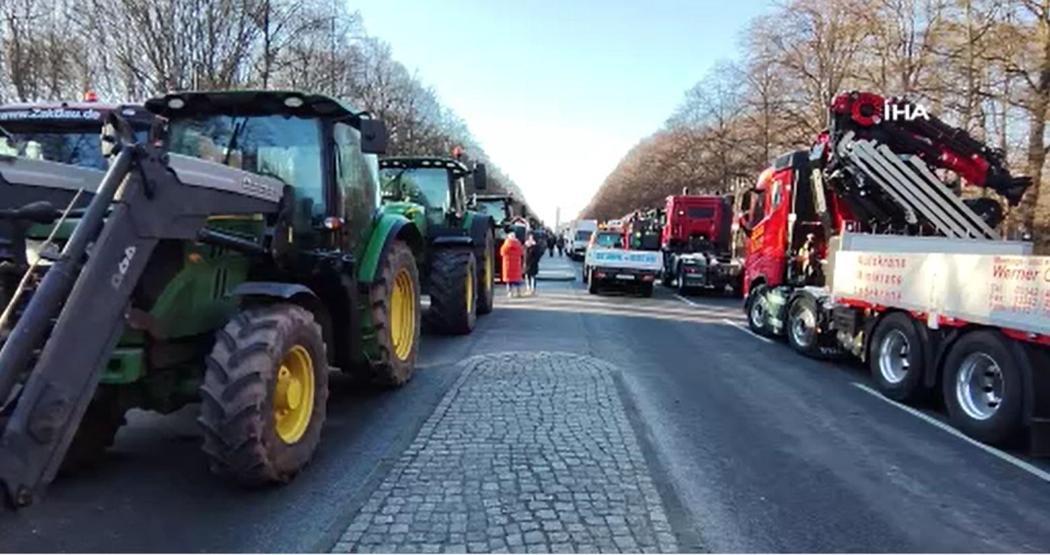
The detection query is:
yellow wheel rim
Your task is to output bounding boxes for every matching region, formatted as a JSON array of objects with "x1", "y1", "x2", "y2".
[
  {"x1": 390, "y1": 268, "x2": 415, "y2": 361},
  {"x1": 466, "y1": 268, "x2": 474, "y2": 315},
  {"x1": 274, "y1": 344, "x2": 314, "y2": 444}
]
